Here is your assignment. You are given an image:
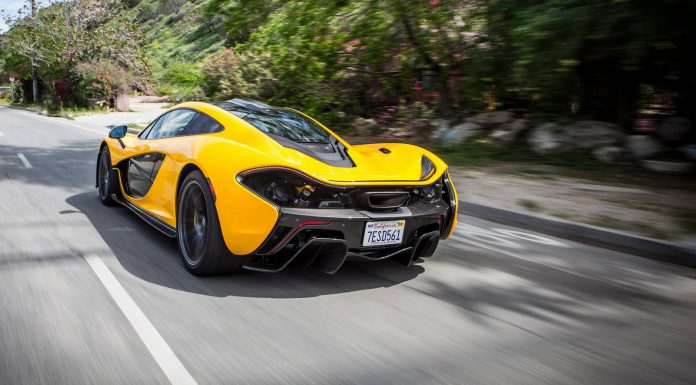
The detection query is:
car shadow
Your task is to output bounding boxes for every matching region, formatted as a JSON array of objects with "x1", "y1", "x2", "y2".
[{"x1": 65, "y1": 192, "x2": 424, "y2": 299}]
